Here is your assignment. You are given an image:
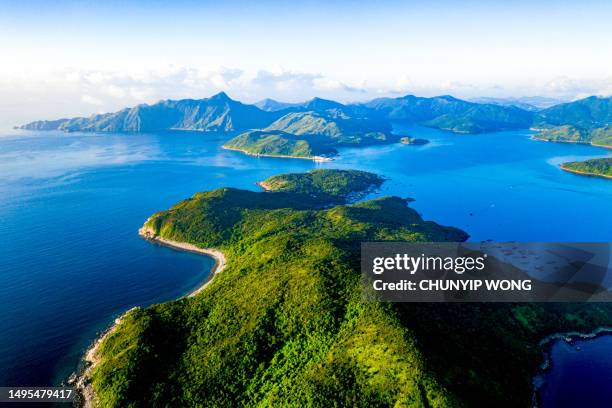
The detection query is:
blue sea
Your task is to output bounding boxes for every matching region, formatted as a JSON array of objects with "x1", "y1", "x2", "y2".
[
  {"x1": 539, "y1": 334, "x2": 612, "y2": 408},
  {"x1": 1, "y1": 126, "x2": 611, "y2": 391}
]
